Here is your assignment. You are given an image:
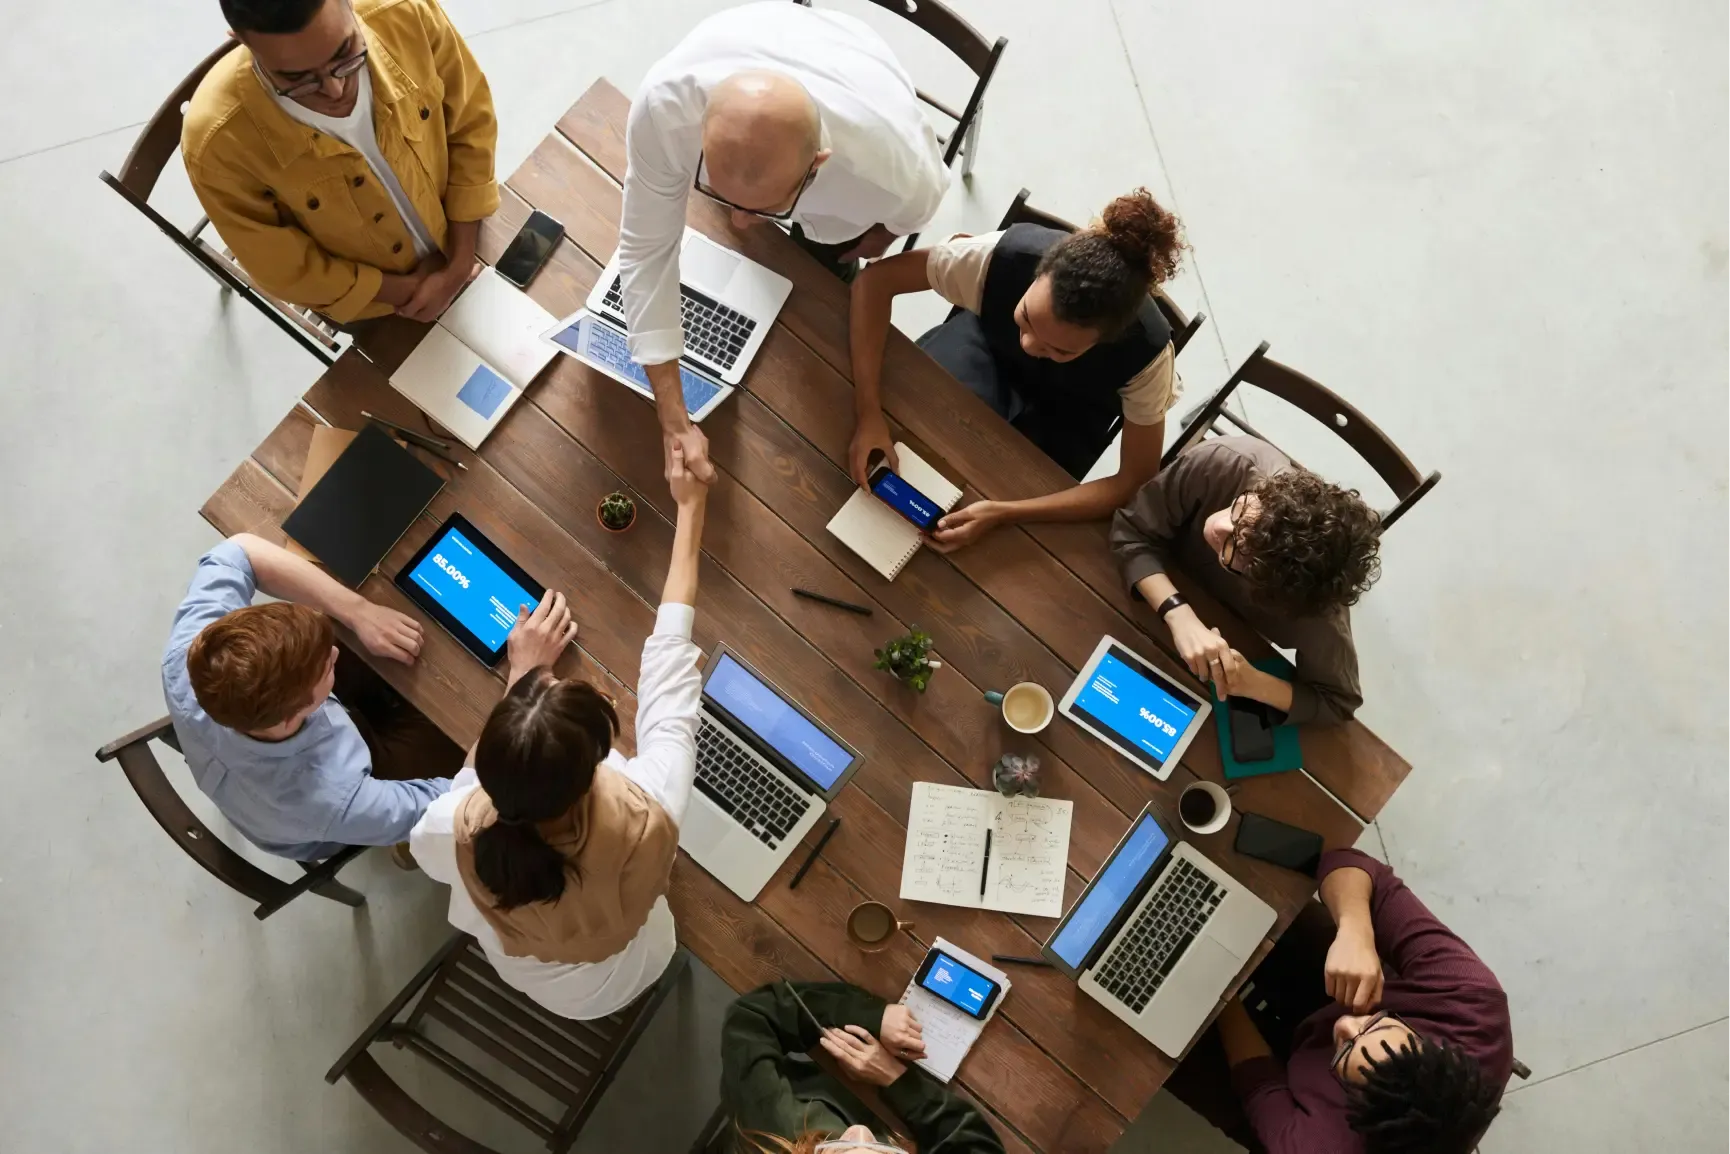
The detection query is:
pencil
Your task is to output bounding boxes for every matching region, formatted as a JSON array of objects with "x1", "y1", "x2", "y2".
[
  {"x1": 791, "y1": 587, "x2": 873, "y2": 616},
  {"x1": 788, "y1": 817, "x2": 841, "y2": 890},
  {"x1": 990, "y1": 955, "x2": 1054, "y2": 967},
  {"x1": 362, "y1": 411, "x2": 454, "y2": 451}
]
